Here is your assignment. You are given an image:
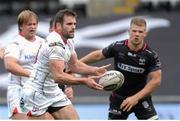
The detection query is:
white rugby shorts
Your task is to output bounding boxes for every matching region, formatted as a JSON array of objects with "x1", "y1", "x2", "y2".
[
  {"x1": 20, "y1": 87, "x2": 71, "y2": 116},
  {"x1": 7, "y1": 85, "x2": 24, "y2": 118}
]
